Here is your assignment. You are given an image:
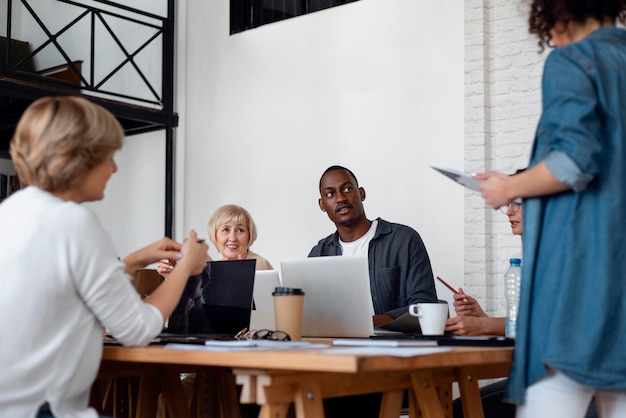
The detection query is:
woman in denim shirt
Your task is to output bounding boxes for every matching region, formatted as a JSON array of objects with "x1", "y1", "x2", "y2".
[{"x1": 477, "y1": 1, "x2": 626, "y2": 417}]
